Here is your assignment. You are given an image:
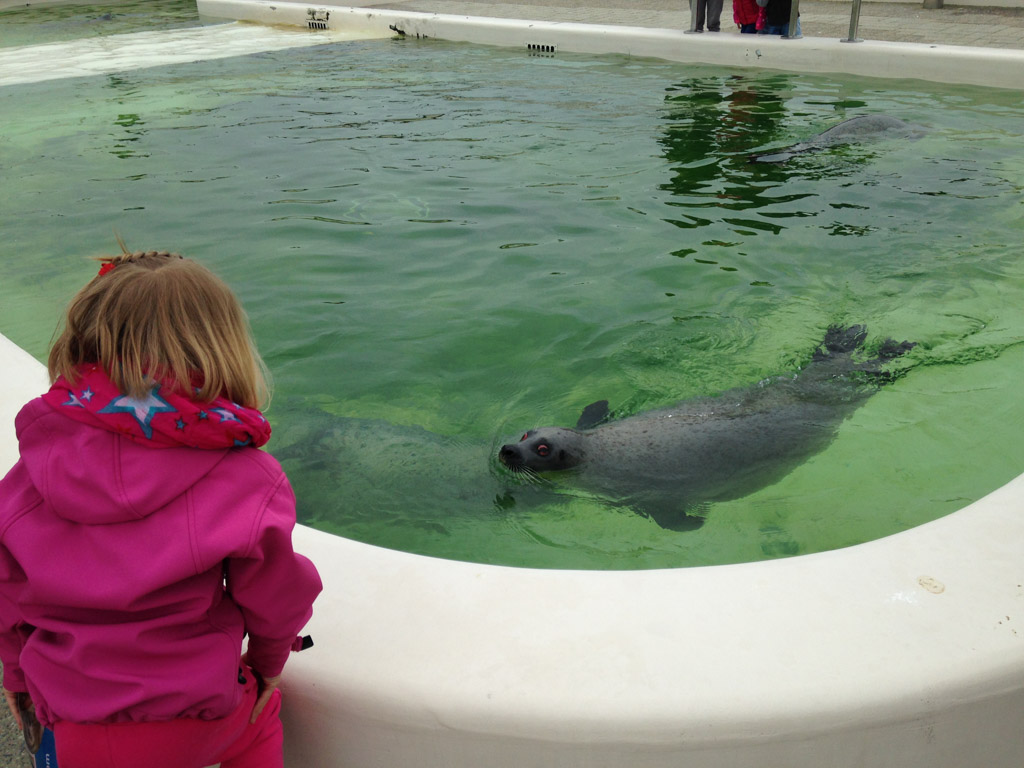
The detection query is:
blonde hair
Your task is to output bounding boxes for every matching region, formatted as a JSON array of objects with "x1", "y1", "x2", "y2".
[{"x1": 48, "y1": 250, "x2": 270, "y2": 408}]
